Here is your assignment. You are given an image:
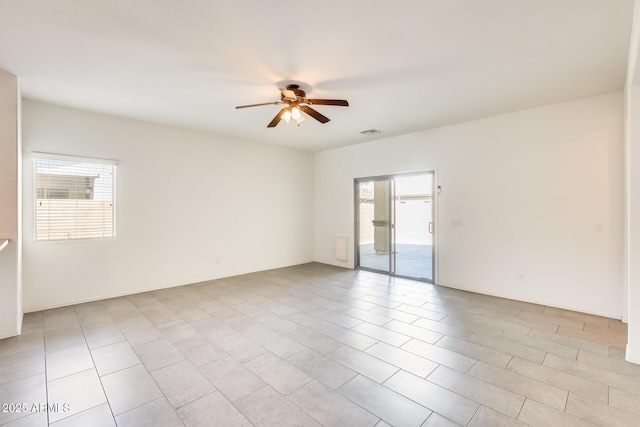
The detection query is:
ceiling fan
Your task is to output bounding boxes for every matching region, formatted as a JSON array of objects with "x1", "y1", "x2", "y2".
[{"x1": 235, "y1": 84, "x2": 349, "y2": 127}]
